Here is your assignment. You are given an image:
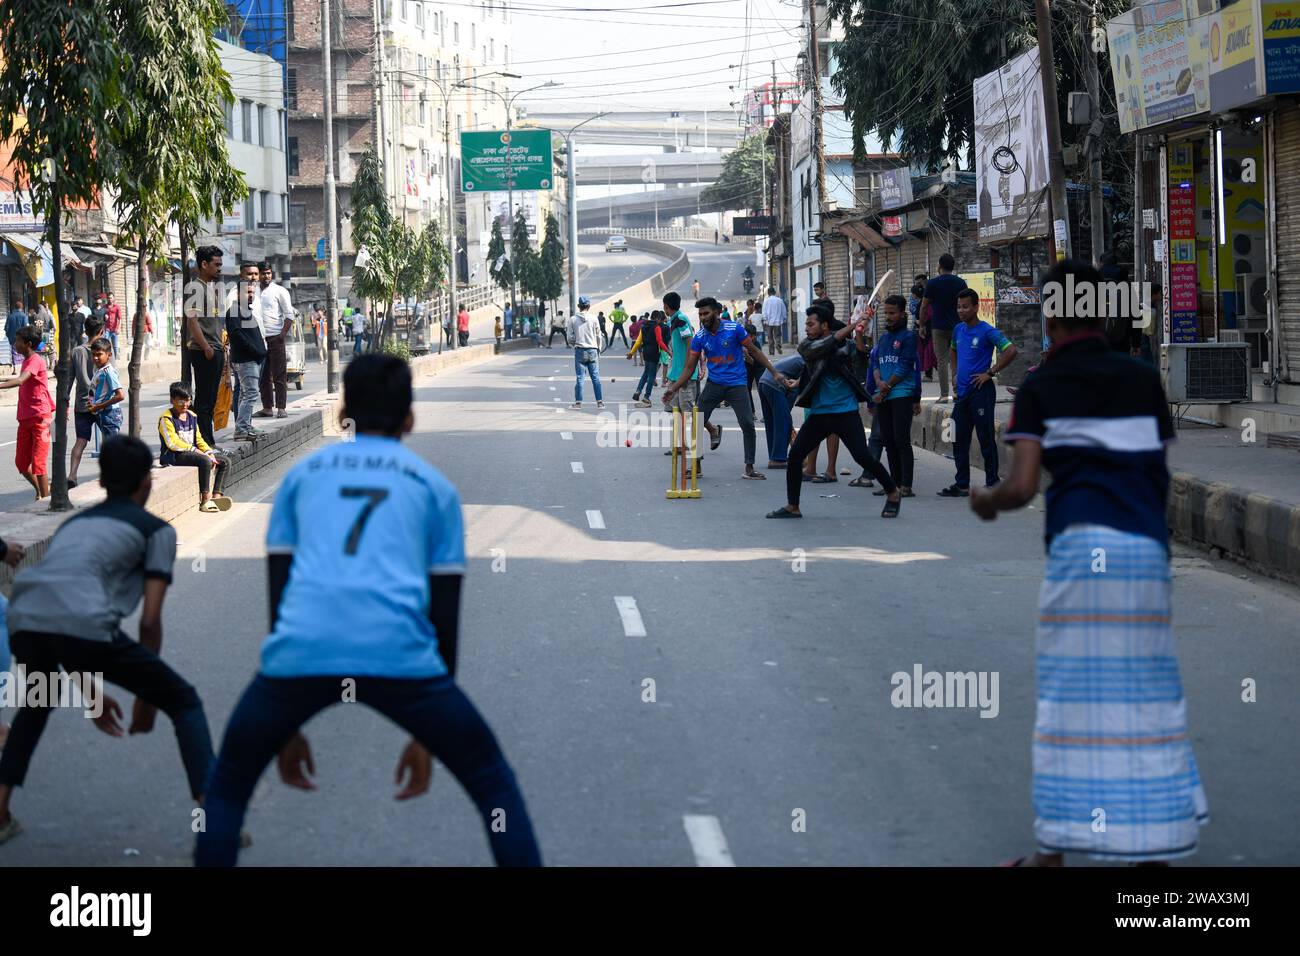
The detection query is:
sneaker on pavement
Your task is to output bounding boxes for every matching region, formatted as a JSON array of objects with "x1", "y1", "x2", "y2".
[
  {"x1": 597, "y1": 401, "x2": 605, "y2": 409},
  {"x1": 570, "y1": 402, "x2": 582, "y2": 409}
]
